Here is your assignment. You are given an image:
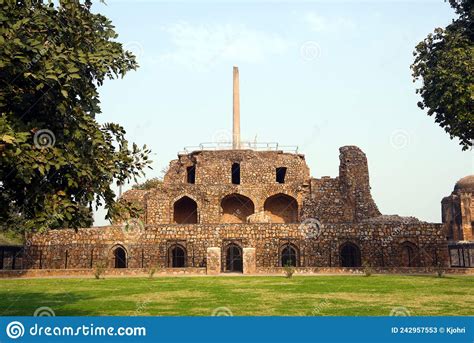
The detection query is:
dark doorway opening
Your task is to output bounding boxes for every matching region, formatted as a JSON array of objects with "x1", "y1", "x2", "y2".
[
  {"x1": 276, "y1": 167, "x2": 287, "y2": 183},
  {"x1": 186, "y1": 166, "x2": 196, "y2": 184},
  {"x1": 340, "y1": 243, "x2": 361, "y2": 267},
  {"x1": 170, "y1": 245, "x2": 186, "y2": 268},
  {"x1": 114, "y1": 247, "x2": 127, "y2": 268},
  {"x1": 225, "y1": 244, "x2": 243, "y2": 272},
  {"x1": 401, "y1": 243, "x2": 419, "y2": 267},
  {"x1": 281, "y1": 244, "x2": 298, "y2": 267},
  {"x1": 231, "y1": 163, "x2": 240, "y2": 185}
]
